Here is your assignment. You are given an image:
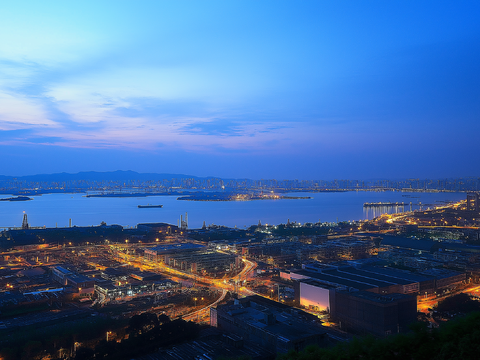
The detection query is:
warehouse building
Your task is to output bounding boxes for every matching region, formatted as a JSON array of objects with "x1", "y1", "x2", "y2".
[
  {"x1": 144, "y1": 243, "x2": 240, "y2": 276},
  {"x1": 144, "y1": 243, "x2": 206, "y2": 263},
  {"x1": 330, "y1": 290, "x2": 417, "y2": 337},
  {"x1": 211, "y1": 295, "x2": 327, "y2": 354},
  {"x1": 284, "y1": 262, "x2": 457, "y2": 296}
]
